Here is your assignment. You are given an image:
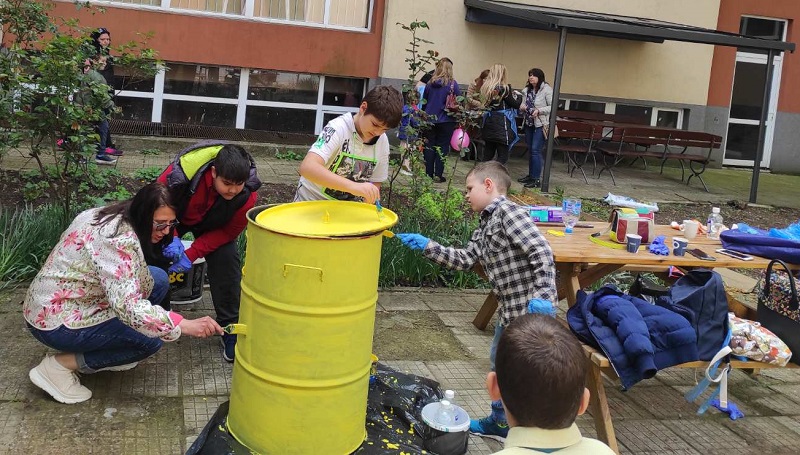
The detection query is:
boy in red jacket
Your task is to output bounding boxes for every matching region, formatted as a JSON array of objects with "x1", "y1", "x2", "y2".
[{"x1": 157, "y1": 142, "x2": 261, "y2": 362}]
